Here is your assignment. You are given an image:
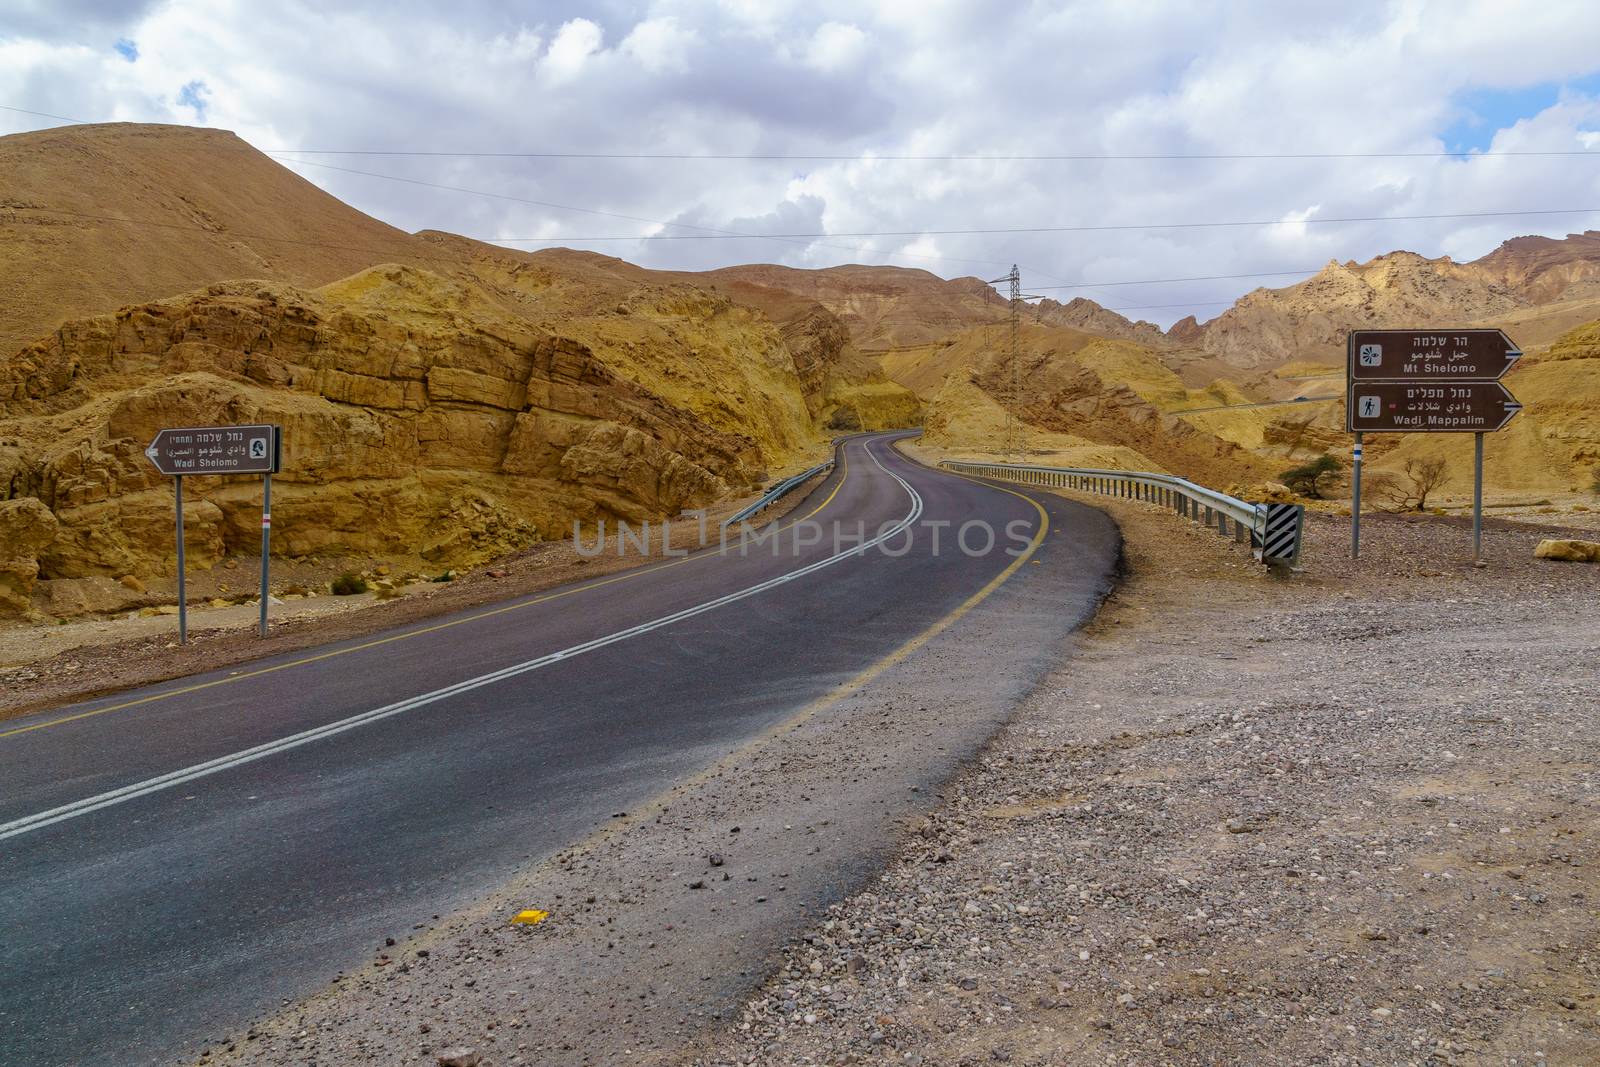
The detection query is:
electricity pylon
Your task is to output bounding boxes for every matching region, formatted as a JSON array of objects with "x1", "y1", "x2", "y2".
[{"x1": 988, "y1": 265, "x2": 1022, "y2": 461}]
